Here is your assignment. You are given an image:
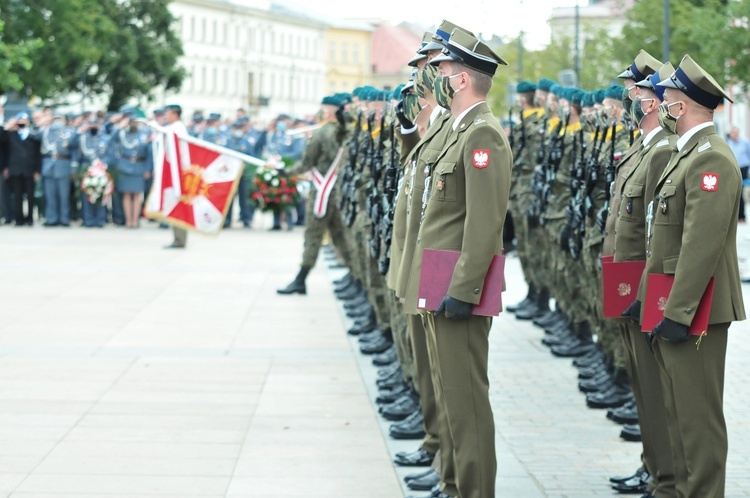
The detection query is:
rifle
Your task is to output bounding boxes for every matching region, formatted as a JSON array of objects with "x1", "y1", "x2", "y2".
[
  {"x1": 527, "y1": 113, "x2": 549, "y2": 225},
  {"x1": 378, "y1": 120, "x2": 399, "y2": 275},
  {"x1": 344, "y1": 111, "x2": 374, "y2": 227},
  {"x1": 369, "y1": 112, "x2": 387, "y2": 259},
  {"x1": 538, "y1": 112, "x2": 568, "y2": 226},
  {"x1": 596, "y1": 120, "x2": 618, "y2": 234},
  {"x1": 338, "y1": 111, "x2": 362, "y2": 212},
  {"x1": 568, "y1": 118, "x2": 594, "y2": 260}
]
